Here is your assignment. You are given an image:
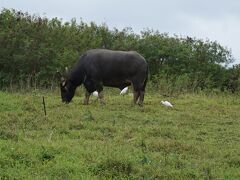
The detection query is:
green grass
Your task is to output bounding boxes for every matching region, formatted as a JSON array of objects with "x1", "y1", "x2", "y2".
[{"x1": 0, "y1": 89, "x2": 240, "y2": 179}]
